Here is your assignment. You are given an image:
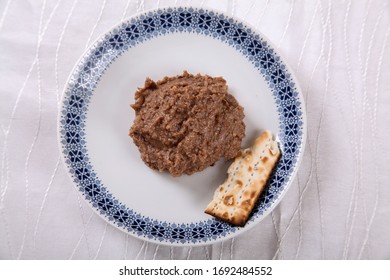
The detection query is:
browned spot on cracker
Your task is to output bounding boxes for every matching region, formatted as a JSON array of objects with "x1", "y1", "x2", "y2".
[
  {"x1": 261, "y1": 156, "x2": 268, "y2": 163},
  {"x1": 240, "y1": 199, "x2": 251, "y2": 211},
  {"x1": 250, "y1": 191, "x2": 256, "y2": 199},
  {"x1": 223, "y1": 195, "x2": 234, "y2": 206},
  {"x1": 236, "y1": 180, "x2": 243, "y2": 187},
  {"x1": 248, "y1": 166, "x2": 252, "y2": 172},
  {"x1": 255, "y1": 130, "x2": 271, "y2": 146},
  {"x1": 244, "y1": 152, "x2": 253, "y2": 163},
  {"x1": 257, "y1": 167, "x2": 265, "y2": 173}
]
